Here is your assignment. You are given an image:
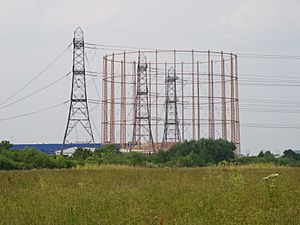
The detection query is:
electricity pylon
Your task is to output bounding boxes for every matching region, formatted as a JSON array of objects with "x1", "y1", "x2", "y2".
[
  {"x1": 130, "y1": 52, "x2": 155, "y2": 153},
  {"x1": 161, "y1": 66, "x2": 181, "y2": 149},
  {"x1": 61, "y1": 27, "x2": 94, "y2": 154}
]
